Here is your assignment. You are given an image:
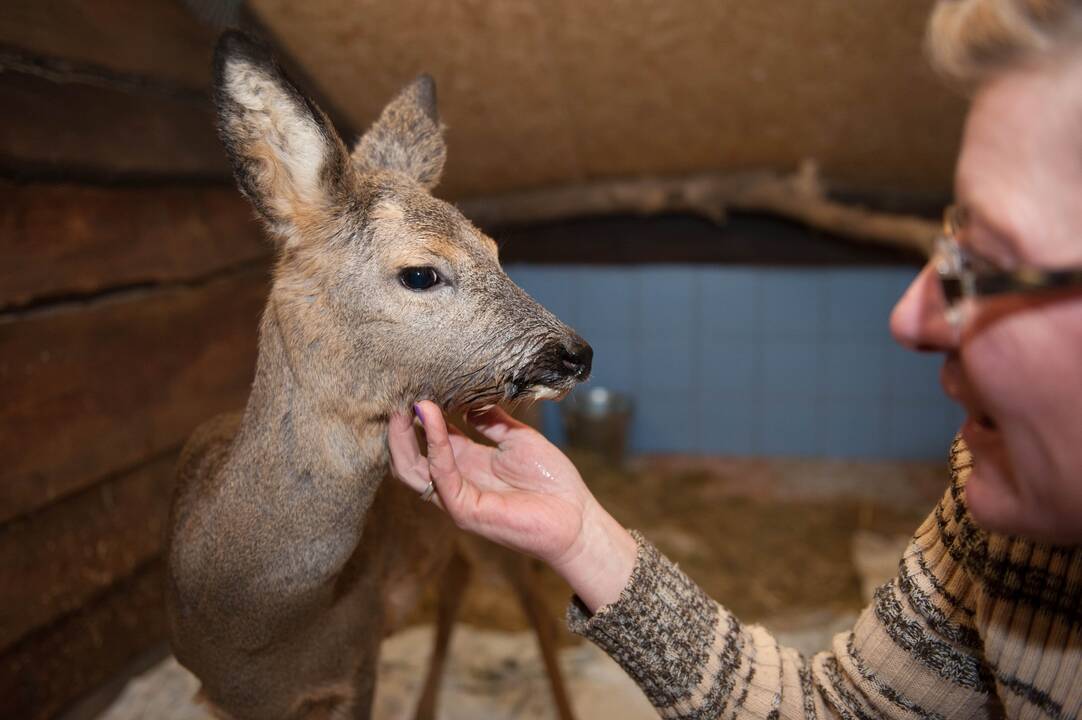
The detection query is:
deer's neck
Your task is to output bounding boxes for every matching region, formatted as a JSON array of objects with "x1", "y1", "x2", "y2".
[{"x1": 226, "y1": 300, "x2": 390, "y2": 536}]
